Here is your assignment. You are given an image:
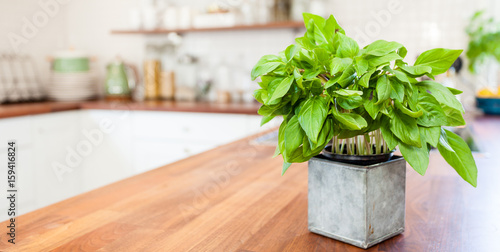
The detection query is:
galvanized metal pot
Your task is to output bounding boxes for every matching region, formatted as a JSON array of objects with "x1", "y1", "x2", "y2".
[{"x1": 308, "y1": 155, "x2": 406, "y2": 249}]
